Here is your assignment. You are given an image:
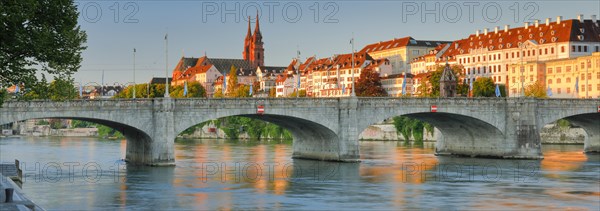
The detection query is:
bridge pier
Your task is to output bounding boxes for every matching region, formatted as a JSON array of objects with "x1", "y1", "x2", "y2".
[{"x1": 566, "y1": 114, "x2": 600, "y2": 153}]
